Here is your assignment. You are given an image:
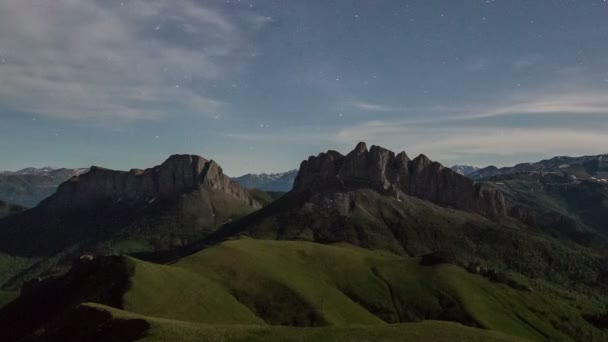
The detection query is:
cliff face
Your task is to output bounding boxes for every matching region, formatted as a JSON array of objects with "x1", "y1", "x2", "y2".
[
  {"x1": 41, "y1": 155, "x2": 260, "y2": 209},
  {"x1": 294, "y1": 142, "x2": 506, "y2": 218}
]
